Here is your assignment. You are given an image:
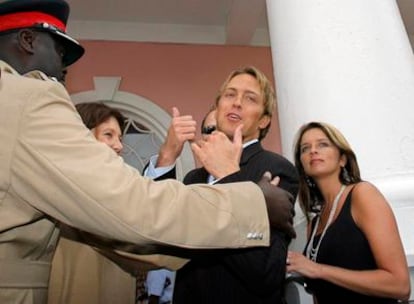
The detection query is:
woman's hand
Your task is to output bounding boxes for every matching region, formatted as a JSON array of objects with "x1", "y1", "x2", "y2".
[{"x1": 287, "y1": 251, "x2": 323, "y2": 279}]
